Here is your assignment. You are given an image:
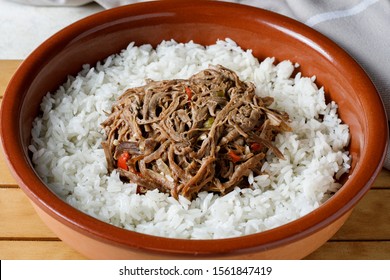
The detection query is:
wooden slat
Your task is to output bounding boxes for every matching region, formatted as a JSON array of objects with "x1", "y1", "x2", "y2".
[
  {"x1": 0, "y1": 241, "x2": 86, "y2": 260},
  {"x1": 1, "y1": 240, "x2": 388, "y2": 260},
  {"x1": 0, "y1": 61, "x2": 20, "y2": 187},
  {"x1": 331, "y1": 189, "x2": 390, "y2": 240},
  {"x1": 305, "y1": 241, "x2": 390, "y2": 260},
  {"x1": 0, "y1": 146, "x2": 18, "y2": 186},
  {"x1": 0, "y1": 188, "x2": 57, "y2": 238},
  {"x1": 0, "y1": 60, "x2": 21, "y2": 97},
  {"x1": 372, "y1": 168, "x2": 390, "y2": 188}
]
